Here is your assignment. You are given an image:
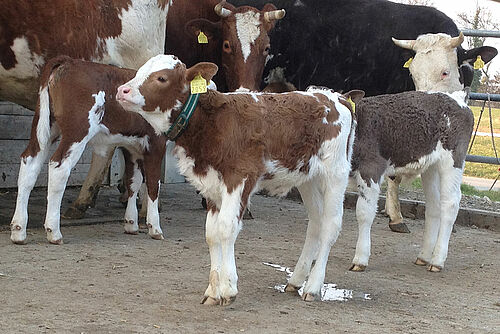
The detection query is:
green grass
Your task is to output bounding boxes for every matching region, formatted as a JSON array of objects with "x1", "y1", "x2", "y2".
[
  {"x1": 470, "y1": 106, "x2": 499, "y2": 134},
  {"x1": 404, "y1": 177, "x2": 500, "y2": 202},
  {"x1": 465, "y1": 135, "x2": 500, "y2": 179}
]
